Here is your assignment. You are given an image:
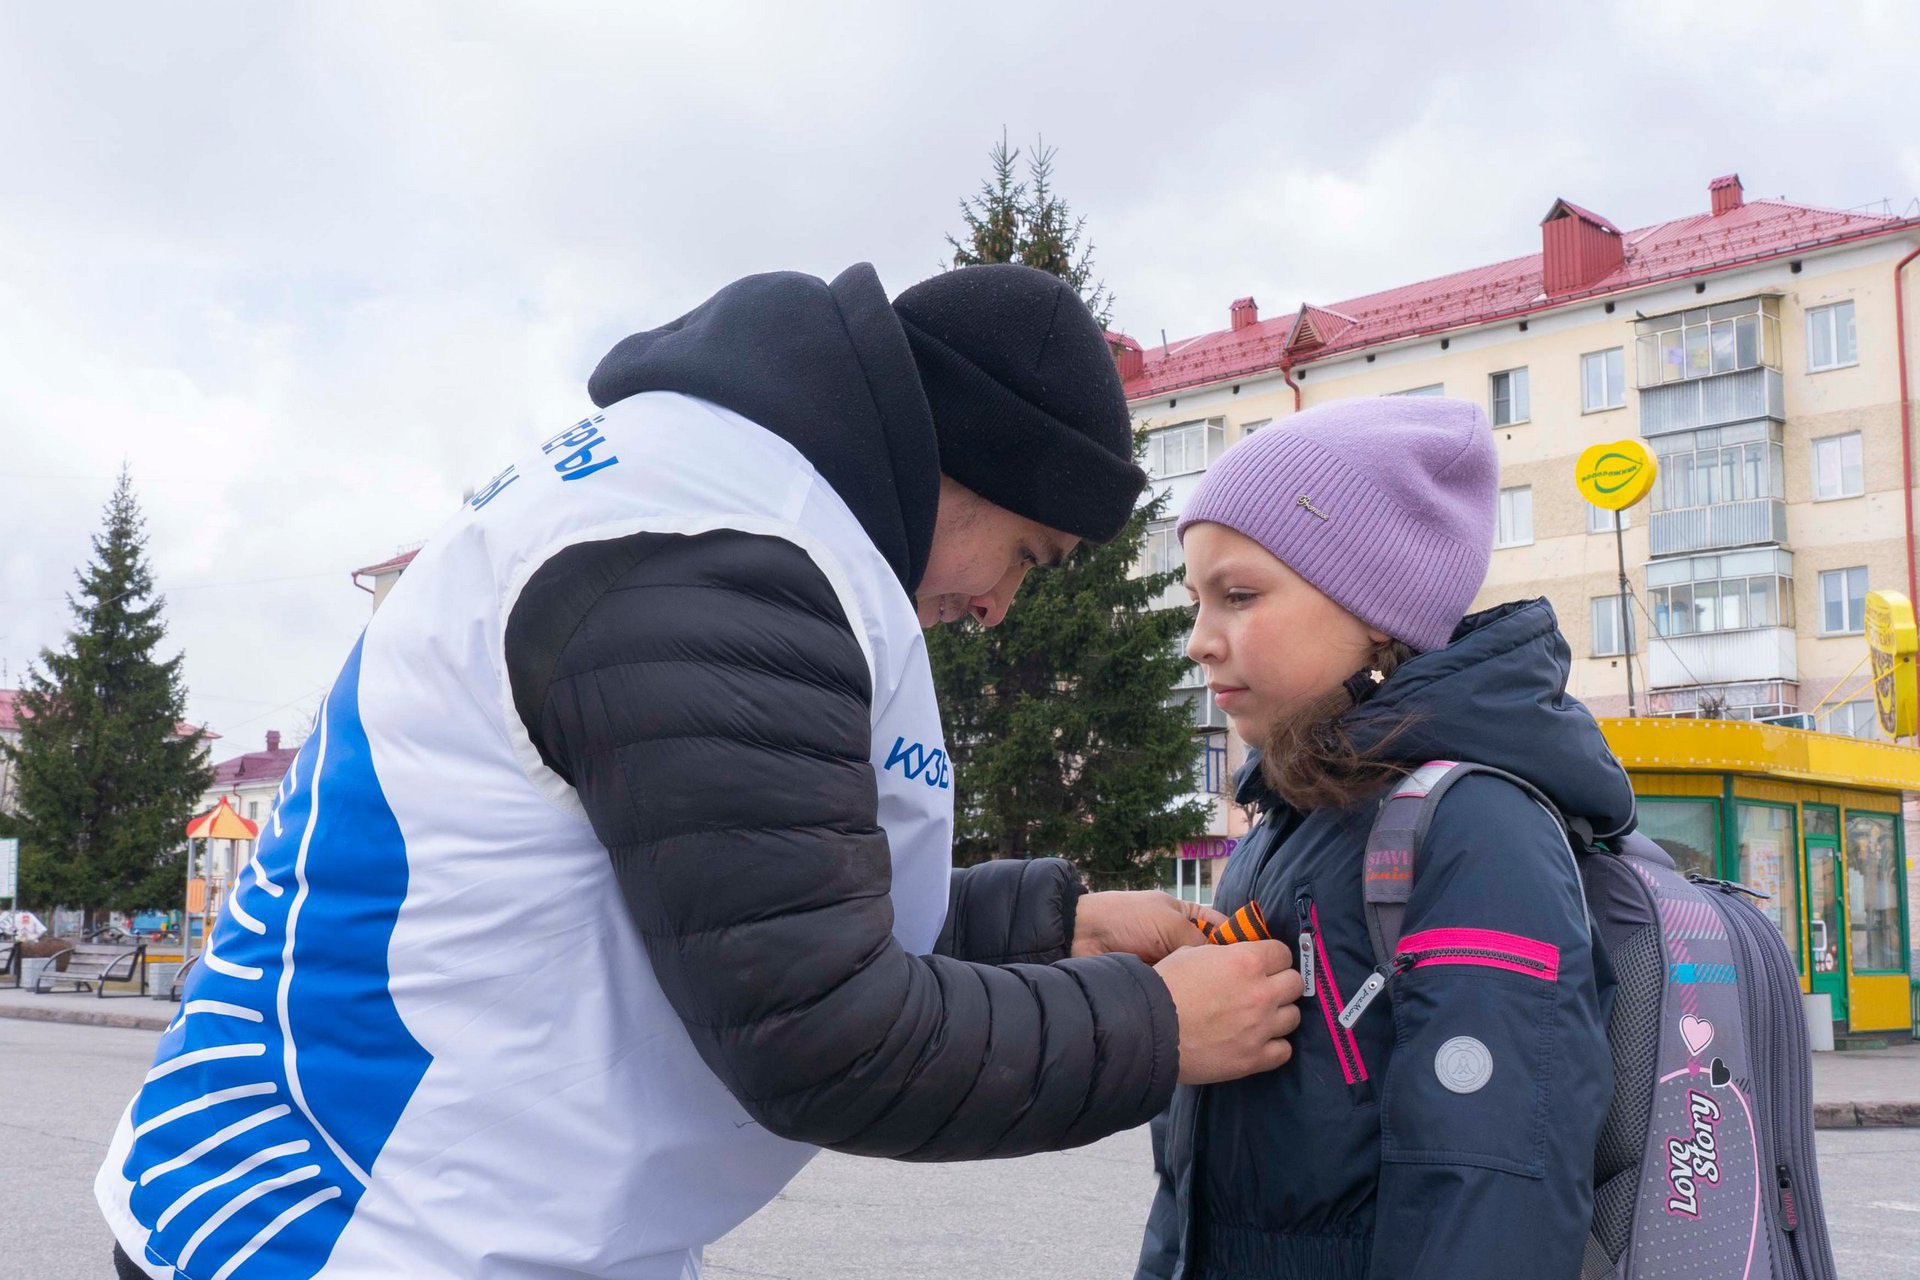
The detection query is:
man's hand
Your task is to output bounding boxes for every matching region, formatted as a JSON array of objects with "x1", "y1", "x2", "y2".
[
  {"x1": 1072, "y1": 890, "x2": 1227, "y2": 964},
  {"x1": 1154, "y1": 939, "x2": 1304, "y2": 1085}
]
